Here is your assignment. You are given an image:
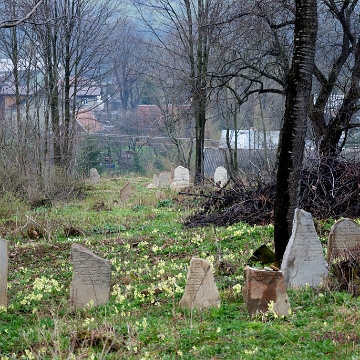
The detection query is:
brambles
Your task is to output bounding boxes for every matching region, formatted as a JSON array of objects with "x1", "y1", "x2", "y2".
[{"x1": 184, "y1": 155, "x2": 360, "y2": 228}]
